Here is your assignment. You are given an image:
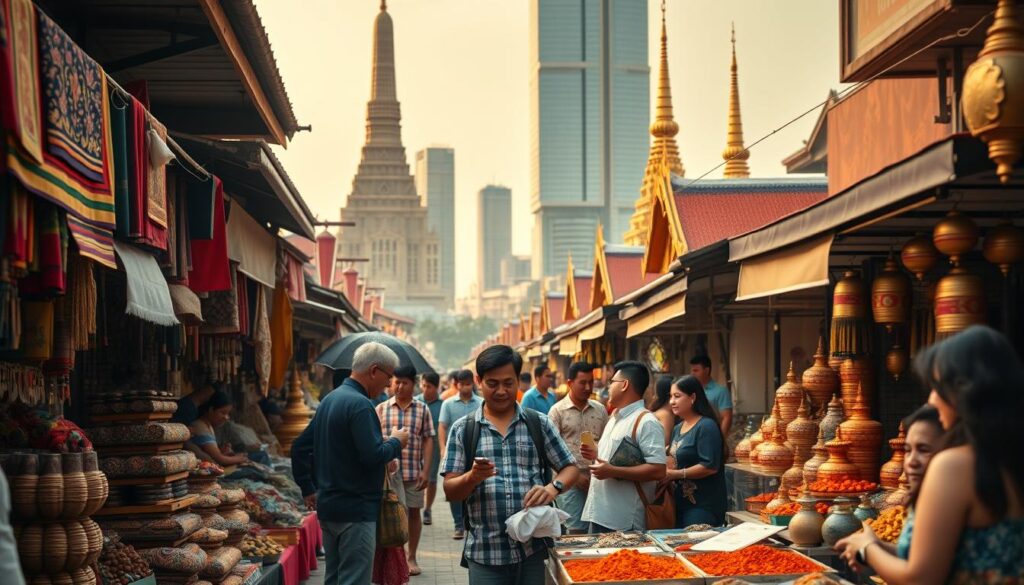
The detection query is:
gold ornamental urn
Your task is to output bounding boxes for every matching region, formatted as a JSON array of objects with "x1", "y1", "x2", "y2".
[
  {"x1": 934, "y1": 266, "x2": 986, "y2": 337},
  {"x1": 775, "y1": 363, "x2": 805, "y2": 425},
  {"x1": 933, "y1": 210, "x2": 979, "y2": 266},
  {"x1": 901, "y1": 233, "x2": 939, "y2": 281},
  {"x1": 983, "y1": 220, "x2": 1024, "y2": 276},
  {"x1": 803, "y1": 337, "x2": 839, "y2": 415},
  {"x1": 839, "y1": 385, "x2": 883, "y2": 481},
  {"x1": 803, "y1": 427, "x2": 830, "y2": 486},
  {"x1": 871, "y1": 257, "x2": 911, "y2": 331},
  {"x1": 880, "y1": 423, "x2": 907, "y2": 490}
]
